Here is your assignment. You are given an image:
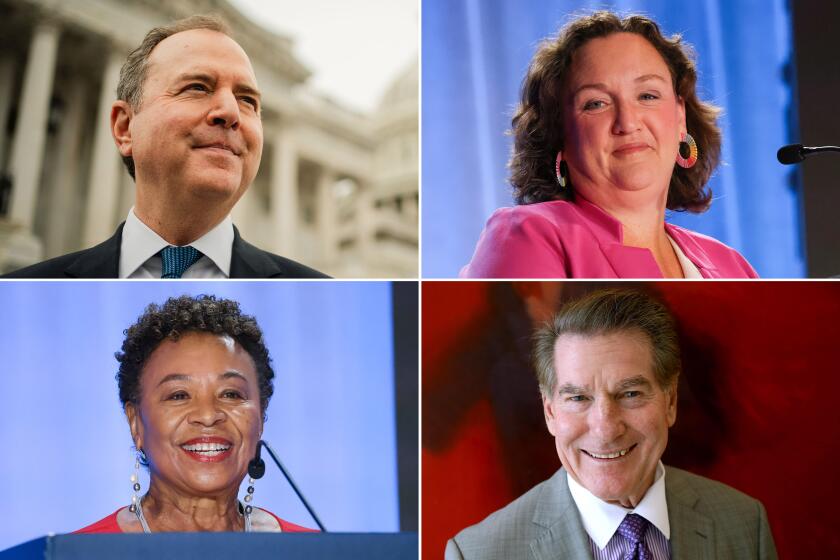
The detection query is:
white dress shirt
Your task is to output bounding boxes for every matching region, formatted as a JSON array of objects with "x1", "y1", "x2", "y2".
[
  {"x1": 568, "y1": 462, "x2": 671, "y2": 558},
  {"x1": 119, "y1": 208, "x2": 233, "y2": 278}
]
